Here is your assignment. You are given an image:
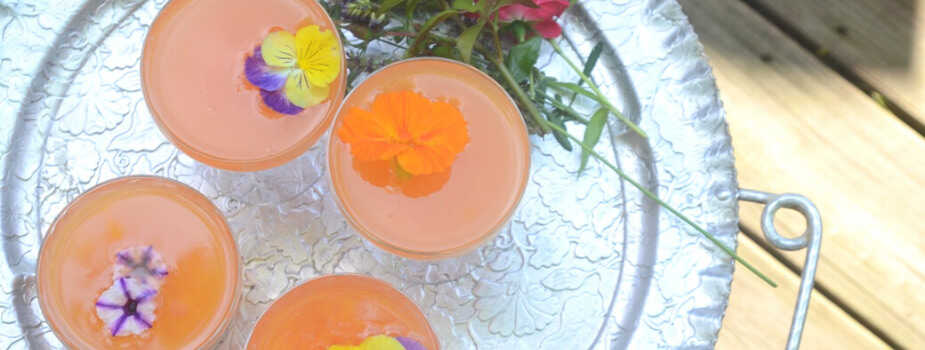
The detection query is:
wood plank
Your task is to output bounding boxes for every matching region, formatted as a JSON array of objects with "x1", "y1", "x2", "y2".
[
  {"x1": 748, "y1": 0, "x2": 925, "y2": 127},
  {"x1": 678, "y1": 0, "x2": 925, "y2": 348},
  {"x1": 717, "y1": 235, "x2": 890, "y2": 350}
]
